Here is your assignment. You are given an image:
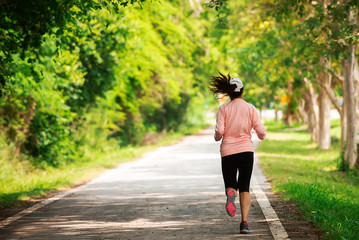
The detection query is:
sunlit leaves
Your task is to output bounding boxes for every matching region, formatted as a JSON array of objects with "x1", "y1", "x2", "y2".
[
  {"x1": 0, "y1": 0, "x2": 221, "y2": 166},
  {"x1": 270, "y1": 0, "x2": 359, "y2": 58}
]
